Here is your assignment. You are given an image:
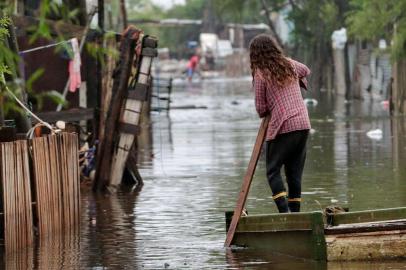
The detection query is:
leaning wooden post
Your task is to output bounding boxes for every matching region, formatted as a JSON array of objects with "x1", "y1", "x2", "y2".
[
  {"x1": 93, "y1": 27, "x2": 141, "y2": 192},
  {"x1": 108, "y1": 35, "x2": 158, "y2": 192},
  {"x1": 224, "y1": 116, "x2": 269, "y2": 247}
]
